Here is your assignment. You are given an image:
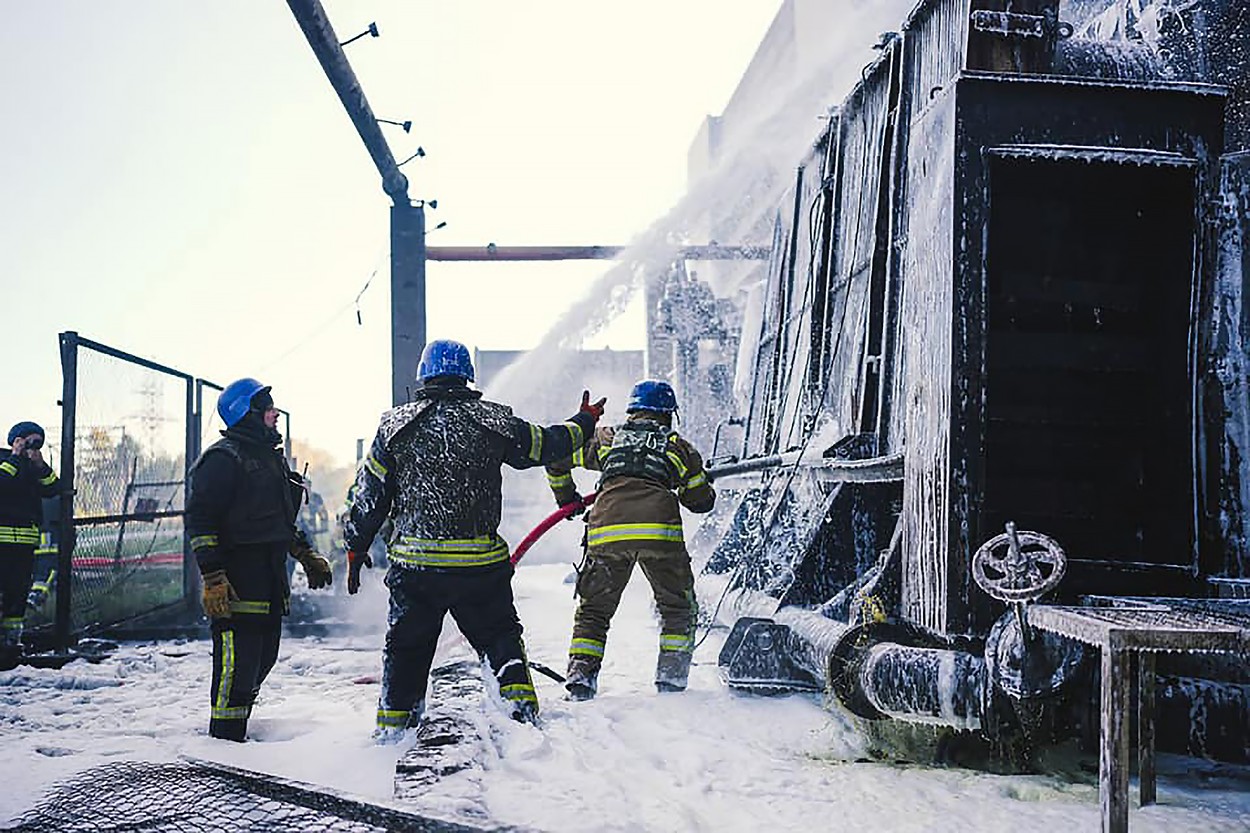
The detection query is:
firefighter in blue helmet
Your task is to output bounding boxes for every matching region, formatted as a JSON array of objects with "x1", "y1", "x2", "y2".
[
  {"x1": 186, "y1": 379, "x2": 333, "y2": 741},
  {"x1": 0, "y1": 422, "x2": 59, "y2": 670},
  {"x1": 344, "y1": 339, "x2": 606, "y2": 740},
  {"x1": 545, "y1": 379, "x2": 715, "y2": 699}
]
